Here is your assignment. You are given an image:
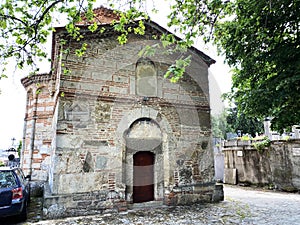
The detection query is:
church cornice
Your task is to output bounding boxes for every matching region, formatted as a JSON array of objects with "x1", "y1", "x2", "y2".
[
  {"x1": 59, "y1": 90, "x2": 210, "y2": 111},
  {"x1": 21, "y1": 73, "x2": 52, "y2": 88}
]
